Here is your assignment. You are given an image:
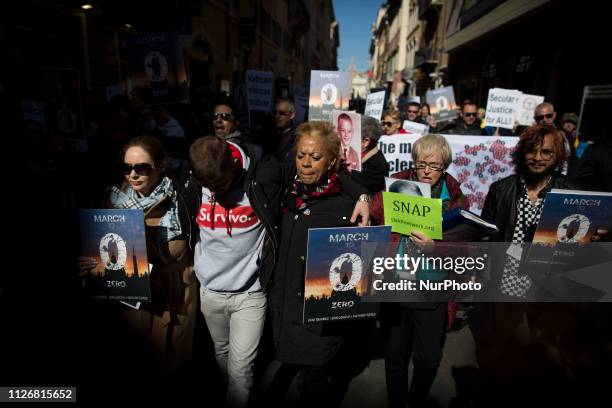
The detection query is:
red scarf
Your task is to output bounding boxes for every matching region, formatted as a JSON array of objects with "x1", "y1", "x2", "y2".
[{"x1": 285, "y1": 173, "x2": 341, "y2": 211}]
